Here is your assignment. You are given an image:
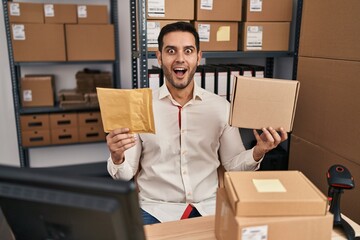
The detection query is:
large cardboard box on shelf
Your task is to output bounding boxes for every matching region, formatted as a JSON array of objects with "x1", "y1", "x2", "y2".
[
  {"x1": 51, "y1": 128, "x2": 79, "y2": 145},
  {"x1": 20, "y1": 114, "x2": 50, "y2": 131},
  {"x1": 8, "y1": 2, "x2": 44, "y2": 23},
  {"x1": 65, "y1": 24, "x2": 115, "y2": 61},
  {"x1": 299, "y1": 0, "x2": 360, "y2": 61},
  {"x1": 77, "y1": 5, "x2": 108, "y2": 24},
  {"x1": 44, "y1": 4, "x2": 77, "y2": 24},
  {"x1": 194, "y1": 21, "x2": 238, "y2": 51},
  {"x1": 239, "y1": 22, "x2": 290, "y2": 51},
  {"x1": 20, "y1": 75, "x2": 55, "y2": 107},
  {"x1": 11, "y1": 23, "x2": 66, "y2": 62},
  {"x1": 229, "y1": 76, "x2": 299, "y2": 132},
  {"x1": 147, "y1": 20, "x2": 190, "y2": 52},
  {"x1": 289, "y1": 135, "x2": 360, "y2": 223},
  {"x1": 224, "y1": 171, "x2": 328, "y2": 217},
  {"x1": 195, "y1": 0, "x2": 241, "y2": 21},
  {"x1": 21, "y1": 130, "x2": 51, "y2": 147},
  {"x1": 242, "y1": 0, "x2": 293, "y2": 22},
  {"x1": 215, "y1": 188, "x2": 333, "y2": 240},
  {"x1": 293, "y1": 57, "x2": 360, "y2": 164},
  {"x1": 50, "y1": 113, "x2": 78, "y2": 129},
  {"x1": 146, "y1": 0, "x2": 194, "y2": 20}
]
